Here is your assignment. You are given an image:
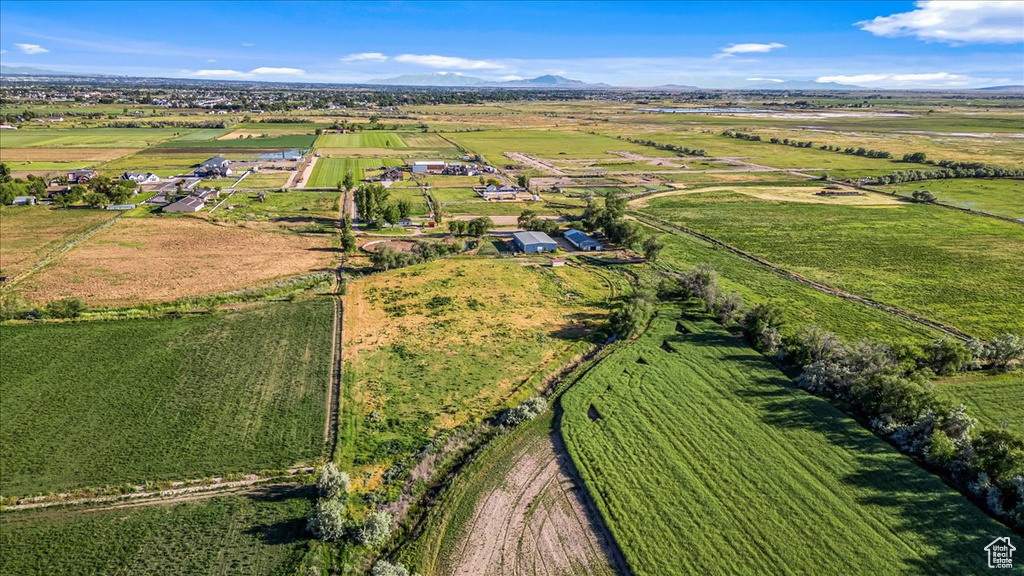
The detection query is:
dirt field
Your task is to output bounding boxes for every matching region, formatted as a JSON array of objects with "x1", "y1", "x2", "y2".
[
  {"x1": 629, "y1": 185, "x2": 903, "y2": 208},
  {"x1": 447, "y1": 427, "x2": 621, "y2": 576},
  {"x1": 0, "y1": 147, "x2": 139, "y2": 162},
  {"x1": 19, "y1": 217, "x2": 335, "y2": 305},
  {"x1": 0, "y1": 206, "x2": 118, "y2": 279}
]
